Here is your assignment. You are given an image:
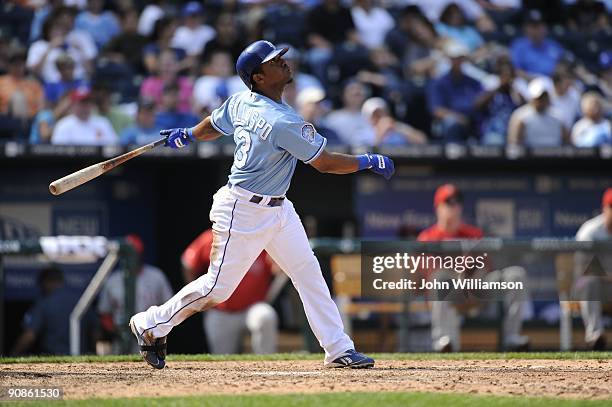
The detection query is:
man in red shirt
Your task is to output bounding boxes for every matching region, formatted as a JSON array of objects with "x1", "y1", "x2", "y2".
[
  {"x1": 182, "y1": 229, "x2": 278, "y2": 354},
  {"x1": 418, "y1": 184, "x2": 529, "y2": 352}
]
